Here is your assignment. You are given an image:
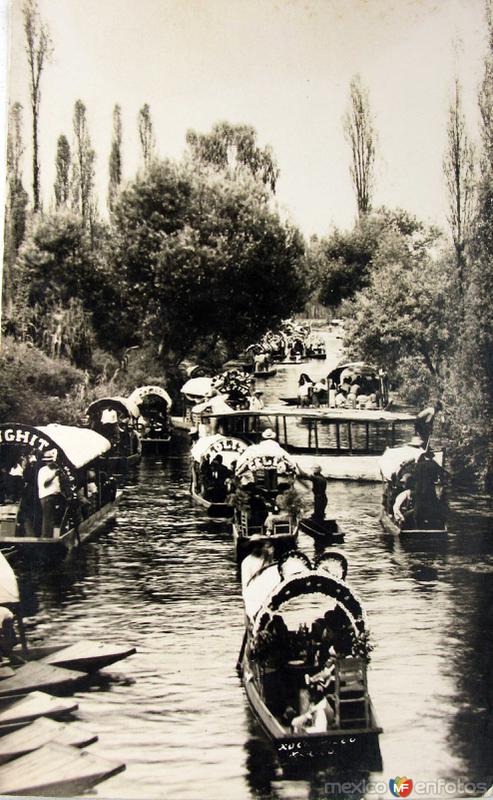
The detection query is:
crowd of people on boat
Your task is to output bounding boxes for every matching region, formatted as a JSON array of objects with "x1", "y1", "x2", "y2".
[
  {"x1": 0, "y1": 447, "x2": 117, "y2": 539},
  {"x1": 296, "y1": 367, "x2": 387, "y2": 410}
]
